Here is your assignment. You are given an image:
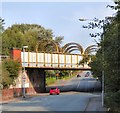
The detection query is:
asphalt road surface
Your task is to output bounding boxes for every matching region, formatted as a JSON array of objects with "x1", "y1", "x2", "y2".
[
  {"x1": 46, "y1": 71, "x2": 101, "y2": 92},
  {"x1": 2, "y1": 71, "x2": 102, "y2": 111}
]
